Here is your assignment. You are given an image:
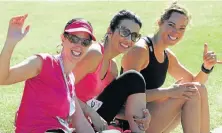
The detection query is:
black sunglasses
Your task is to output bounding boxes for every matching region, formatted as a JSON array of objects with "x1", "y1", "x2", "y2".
[
  {"x1": 64, "y1": 32, "x2": 92, "y2": 47},
  {"x1": 117, "y1": 26, "x2": 141, "y2": 42}
]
